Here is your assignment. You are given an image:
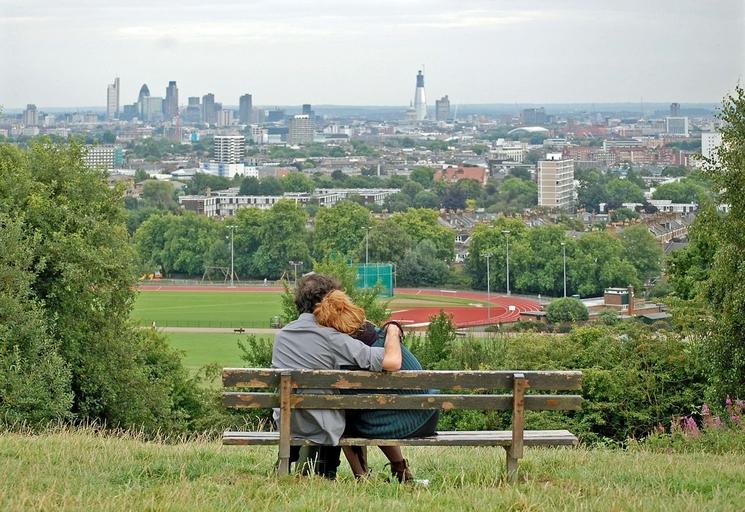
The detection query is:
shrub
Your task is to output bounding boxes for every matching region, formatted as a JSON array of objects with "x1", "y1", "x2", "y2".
[
  {"x1": 238, "y1": 335, "x2": 274, "y2": 368},
  {"x1": 599, "y1": 309, "x2": 620, "y2": 325},
  {"x1": 409, "y1": 311, "x2": 457, "y2": 369},
  {"x1": 546, "y1": 297, "x2": 589, "y2": 323}
]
